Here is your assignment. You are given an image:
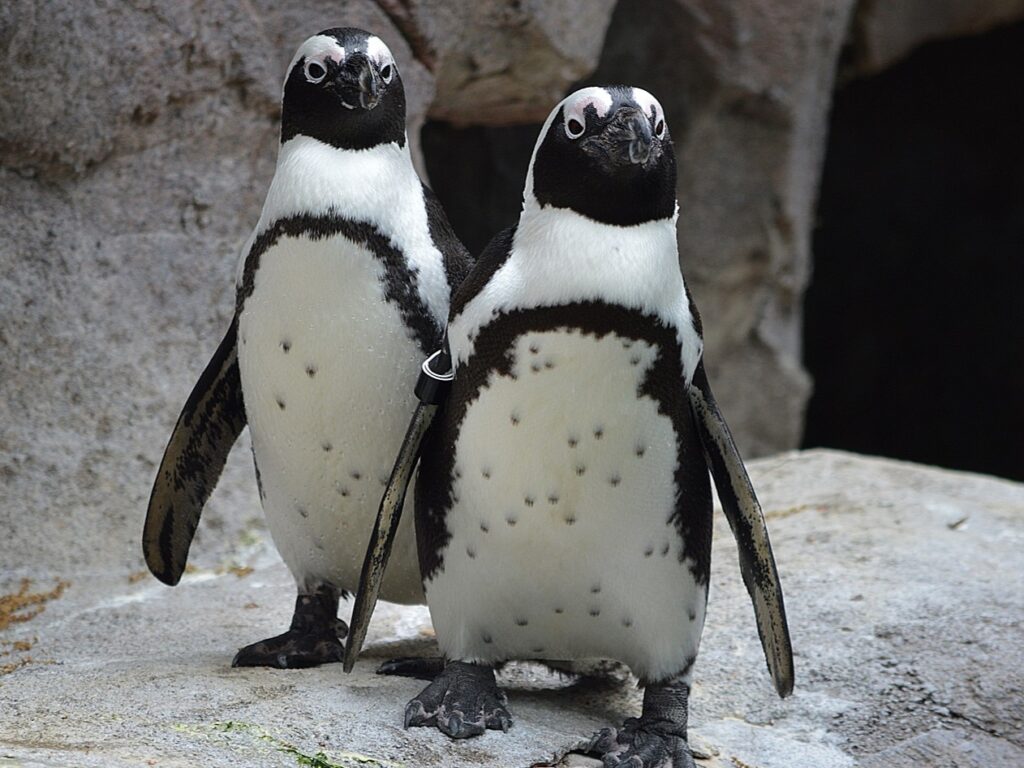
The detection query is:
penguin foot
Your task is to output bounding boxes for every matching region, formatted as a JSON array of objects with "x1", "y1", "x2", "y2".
[
  {"x1": 583, "y1": 679, "x2": 695, "y2": 768},
  {"x1": 376, "y1": 656, "x2": 446, "y2": 680},
  {"x1": 584, "y1": 723, "x2": 694, "y2": 768},
  {"x1": 232, "y1": 584, "x2": 346, "y2": 669},
  {"x1": 404, "y1": 660, "x2": 511, "y2": 739},
  {"x1": 231, "y1": 628, "x2": 345, "y2": 669}
]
